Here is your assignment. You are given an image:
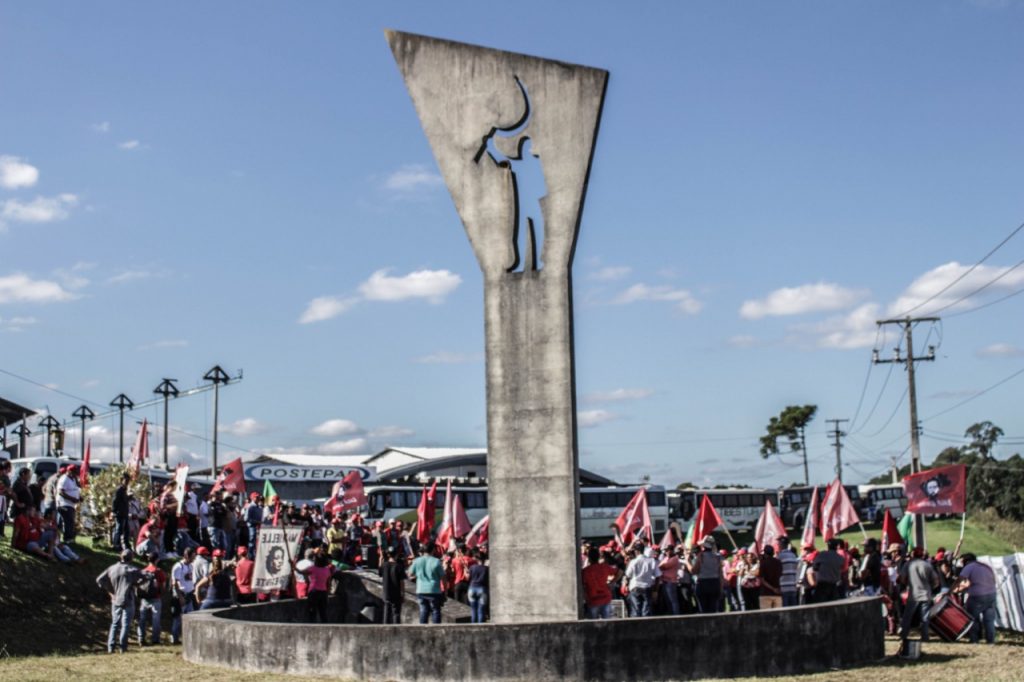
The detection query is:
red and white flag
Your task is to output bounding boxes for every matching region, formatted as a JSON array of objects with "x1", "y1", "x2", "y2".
[
  {"x1": 416, "y1": 481, "x2": 437, "y2": 545},
  {"x1": 326, "y1": 470, "x2": 367, "y2": 513},
  {"x1": 801, "y1": 486, "x2": 819, "y2": 549},
  {"x1": 436, "y1": 479, "x2": 456, "y2": 549},
  {"x1": 127, "y1": 419, "x2": 149, "y2": 479},
  {"x1": 753, "y1": 499, "x2": 787, "y2": 554},
  {"x1": 658, "y1": 525, "x2": 679, "y2": 550},
  {"x1": 79, "y1": 439, "x2": 91, "y2": 489},
  {"x1": 211, "y1": 456, "x2": 246, "y2": 495},
  {"x1": 613, "y1": 488, "x2": 652, "y2": 546},
  {"x1": 902, "y1": 464, "x2": 967, "y2": 515},
  {"x1": 173, "y1": 463, "x2": 190, "y2": 514},
  {"x1": 881, "y1": 508, "x2": 903, "y2": 548},
  {"x1": 820, "y1": 479, "x2": 860, "y2": 541},
  {"x1": 466, "y1": 515, "x2": 489, "y2": 549},
  {"x1": 690, "y1": 494, "x2": 725, "y2": 547},
  {"x1": 450, "y1": 489, "x2": 472, "y2": 539}
]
